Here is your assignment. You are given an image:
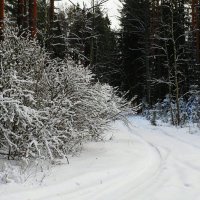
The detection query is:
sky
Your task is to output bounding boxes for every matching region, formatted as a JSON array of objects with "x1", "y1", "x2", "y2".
[{"x1": 55, "y1": 0, "x2": 122, "y2": 29}]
